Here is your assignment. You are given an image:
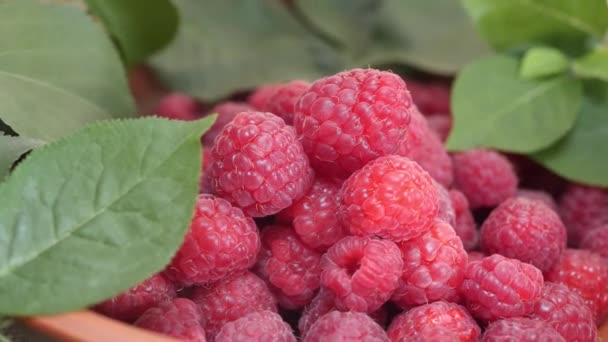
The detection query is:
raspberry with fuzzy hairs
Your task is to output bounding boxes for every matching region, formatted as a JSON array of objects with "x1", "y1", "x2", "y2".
[
  {"x1": 481, "y1": 318, "x2": 564, "y2": 342},
  {"x1": 449, "y1": 189, "x2": 478, "y2": 251},
  {"x1": 154, "y1": 92, "x2": 202, "y2": 121},
  {"x1": 320, "y1": 236, "x2": 403, "y2": 313},
  {"x1": 209, "y1": 111, "x2": 314, "y2": 217},
  {"x1": 559, "y1": 184, "x2": 608, "y2": 244},
  {"x1": 263, "y1": 80, "x2": 310, "y2": 125},
  {"x1": 165, "y1": 194, "x2": 260, "y2": 286},
  {"x1": 453, "y1": 148, "x2": 518, "y2": 208},
  {"x1": 294, "y1": 68, "x2": 412, "y2": 179},
  {"x1": 426, "y1": 114, "x2": 452, "y2": 142},
  {"x1": 215, "y1": 311, "x2": 296, "y2": 342},
  {"x1": 304, "y1": 311, "x2": 389, "y2": 342},
  {"x1": 248, "y1": 83, "x2": 282, "y2": 110},
  {"x1": 201, "y1": 102, "x2": 254, "y2": 146},
  {"x1": 515, "y1": 189, "x2": 558, "y2": 211},
  {"x1": 581, "y1": 225, "x2": 608, "y2": 257},
  {"x1": 134, "y1": 298, "x2": 206, "y2": 342},
  {"x1": 338, "y1": 155, "x2": 439, "y2": 242}
]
